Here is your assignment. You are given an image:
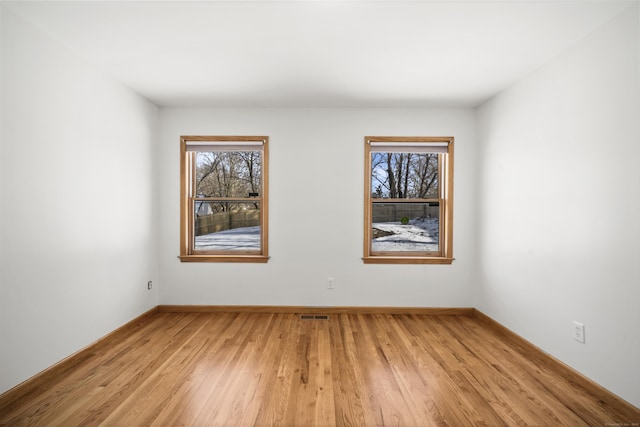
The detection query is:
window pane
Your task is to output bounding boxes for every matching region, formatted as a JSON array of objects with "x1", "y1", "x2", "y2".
[
  {"x1": 195, "y1": 151, "x2": 262, "y2": 198},
  {"x1": 371, "y1": 152, "x2": 438, "y2": 199},
  {"x1": 371, "y1": 202, "x2": 439, "y2": 252},
  {"x1": 194, "y1": 202, "x2": 260, "y2": 251}
]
